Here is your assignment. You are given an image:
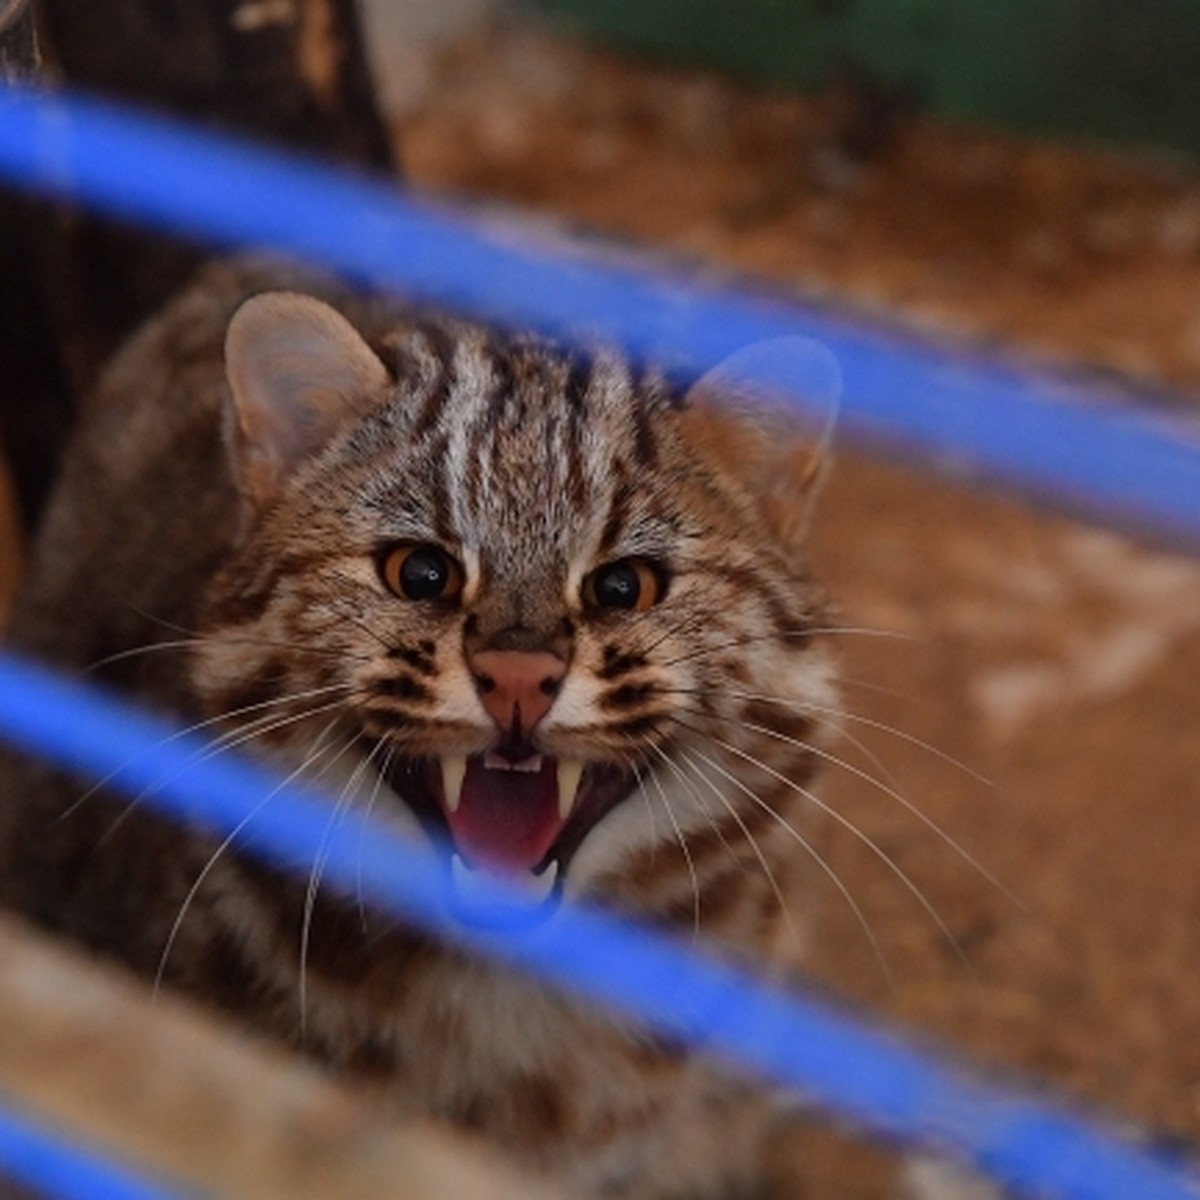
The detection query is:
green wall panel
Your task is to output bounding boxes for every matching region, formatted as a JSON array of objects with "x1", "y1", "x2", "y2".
[{"x1": 534, "y1": 0, "x2": 1200, "y2": 157}]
